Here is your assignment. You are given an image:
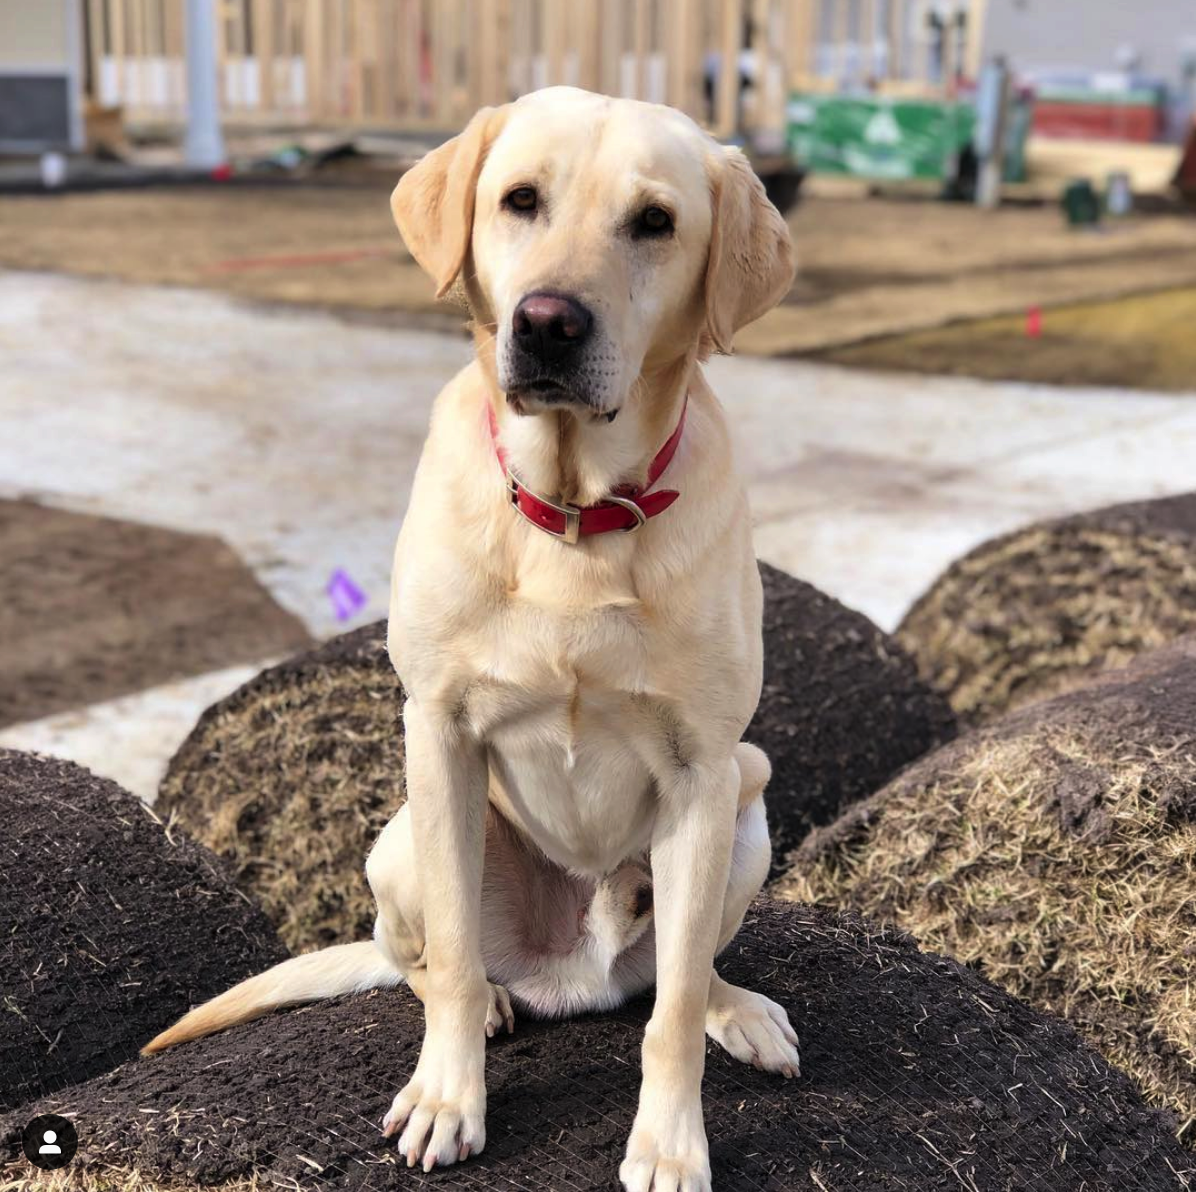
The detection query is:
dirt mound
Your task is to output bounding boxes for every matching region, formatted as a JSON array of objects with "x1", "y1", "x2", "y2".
[
  {"x1": 157, "y1": 622, "x2": 406, "y2": 953},
  {"x1": 897, "y1": 491, "x2": 1196, "y2": 725},
  {"x1": 157, "y1": 568, "x2": 953, "y2": 952},
  {"x1": 753, "y1": 563, "x2": 955, "y2": 864},
  {"x1": 3, "y1": 900, "x2": 1189, "y2": 1191},
  {"x1": 0, "y1": 750, "x2": 287, "y2": 1114},
  {"x1": 782, "y1": 638, "x2": 1196, "y2": 1144},
  {"x1": 0, "y1": 499, "x2": 311, "y2": 728}
]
